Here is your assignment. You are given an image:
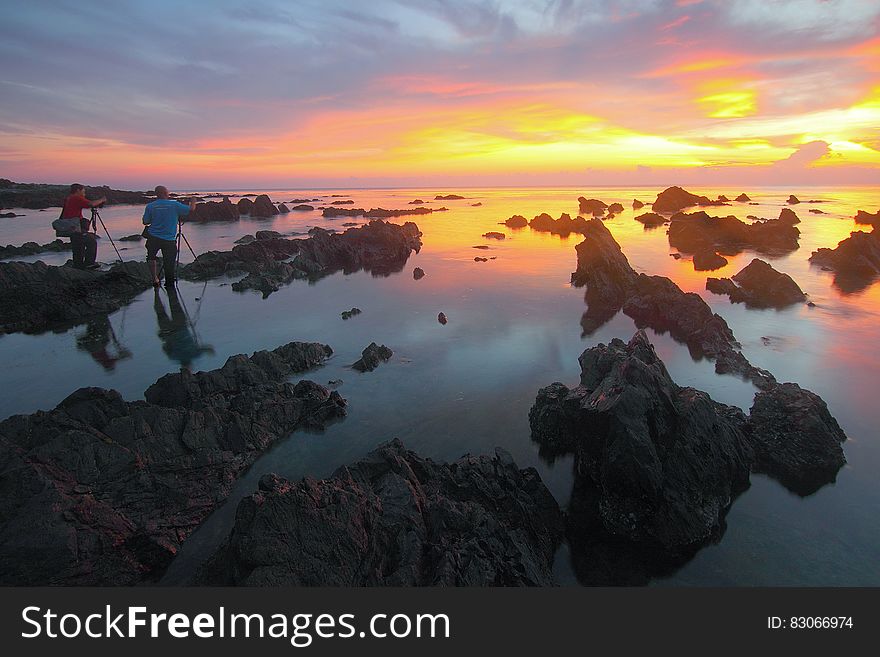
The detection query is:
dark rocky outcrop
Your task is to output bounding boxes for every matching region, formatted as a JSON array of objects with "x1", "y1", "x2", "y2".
[
  {"x1": 0, "y1": 179, "x2": 150, "y2": 210},
  {"x1": 0, "y1": 341, "x2": 345, "y2": 585},
  {"x1": 330, "y1": 200, "x2": 354, "y2": 205},
  {"x1": 277, "y1": 203, "x2": 290, "y2": 213},
  {"x1": 607, "y1": 203, "x2": 624, "y2": 214},
  {"x1": 189, "y1": 198, "x2": 239, "y2": 222},
  {"x1": 707, "y1": 259, "x2": 806, "y2": 308},
  {"x1": 504, "y1": 214, "x2": 528, "y2": 228},
  {"x1": 183, "y1": 220, "x2": 423, "y2": 298},
  {"x1": 0, "y1": 238, "x2": 70, "y2": 259},
  {"x1": 322, "y1": 206, "x2": 442, "y2": 219},
  {"x1": 435, "y1": 194, "x2": 465, "y2": 200},
  {"x1": 237, "y1": 198, "x2": 254, "y2": 215},
  {"x1": 0, "y1": 260, "x2": 153, "y2": 335},
  {"x1": 692, "y1": 250, "x2": 728, "y2": 271},
  {"x1": 234, "y1": 234, "x2": 256, "y2": 245},
  {"x1": 634, "y1": 212, "x2": 667, "y2": 227},
  {"x1": 578, "y1": 197, "x2": 608, "y2": 216},
  {"x1": 810, "y1": 209, "x2": 825, "y2": 214},
  {"x1": 438, "y1": 312, "x2": 448, "y2": 325},
  {"x1": 255, "y1": 230, "x2": 282, "y2": 241},
  {"x1": 291, "y1": 204, "x2": 314, "y2": 211},
  {"x1": 778, "y1": 208, "x2": 800, "y2": 225},
  {"x1": 475, "y1": 256, "x2": 488, "y2": 262},
  {"x1": 787, "y1": 195, "x2": 800, "y2": 204},
  {"x1": 119, "y1": 234, "x2": 143, "y2": 242},
  {"x1": 652, "y1": 186, "x2": 726, "y2": 214},
  {"x1": 809, "y1": 228, "x2": 880, "y2": 293},
  {"x1": 530, "y1": 212, "x2": 589, "y2": 236},
  {"x1": 351, "y1": 342, "x2": 392, "y2": 372},
  {"x1": 632, "y1": 199, "x2": 645, "y2": 210},
  {"x1": 413, "y1": 267, "x2": 425, "y2": 280},
  {"x1": 483, "y1": 231, "x2": 505, "y2": 240},
  {"x1": 854, "y1": 209, "x2": 880, "y2": 229},
  {"x1": 408, "y1": 199, "x2": 425, "y2": 205},
  {"x1": 668, "y1": 210, "x2": 800, "y2": 258},
  {"x1": 340, "y1": 307, "x2": 361, "y2": 320},
  {"x1": 735, "y1": 193, "x2": 750, "y2": 202},
  {"x1": 251, "y1": 194, "x2": 279, "y2": 218},
  {"x1": 570, "y1": 218, "x2": 774, "y2": 387},
  {"x1": 717, "y1": 195, "x2": 730, "y2": 202},
  {"x1": 197, "y1": 440, "x2": 564, "y2": 586}
]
